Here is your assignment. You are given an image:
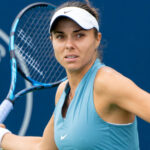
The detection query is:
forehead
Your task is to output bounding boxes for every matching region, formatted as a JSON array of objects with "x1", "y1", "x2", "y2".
[{"x1": 51, "y1": 17, "x2": 82, "y2": 31}]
